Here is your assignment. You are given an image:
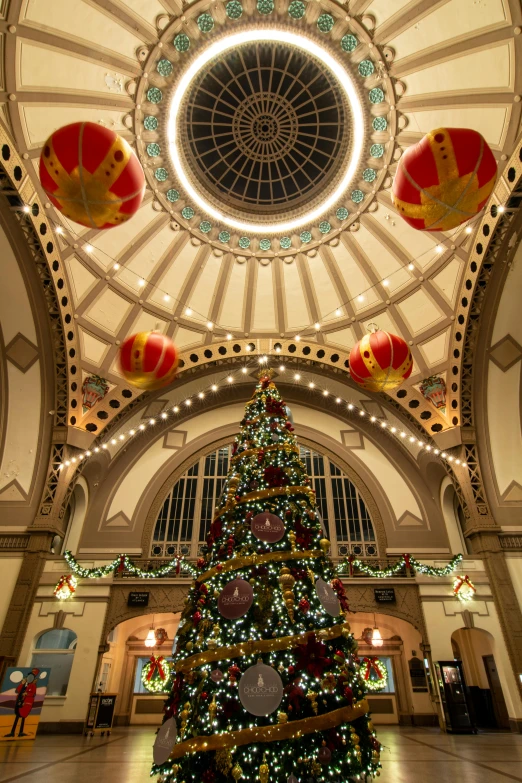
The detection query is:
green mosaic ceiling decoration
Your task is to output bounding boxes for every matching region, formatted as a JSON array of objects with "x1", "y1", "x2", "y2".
[
  {"x1": 138, "y1": 1, "x2": 394, "y2": 255},
  {"x1": 340, "y1": 34, "x2": 358, "y2": 52},
  {"x1": 197, "y1": 13, "x2": 214, "y2": 32},
  {"x1": 288, "y1": 0, "x2": 306, "y2": 19},
  {"x1": 174, "y1": 33, "x2": 190, "y2": 52},
  {"x1": 157, "y1": 59, "x2": 173, "y2": 77},
  {"x1": 369, "y1": 87, "x2": 385, "y2": 104},
  {"x1": 358, "y1": 59, "x2": 374, "y2": 78},
  {"x1": 144, "y1": 116, "x2": 158, "y2": 131},
  {"x1": 317, "y1": 13, "x2": 334, "y2": 32},
  {"x1": 372, "y1": 116, "x2": 388, "y2": 132},
  {"x1": 147, "y1": 87, "x2": 162, "y2": 104},
  {"x1": 257, "y1": 0, "x2": 274, "y2": 14},
  {"x1": 226, "y1": 0, "x2": 243, "y2": 17},
  {"x1": 370, "y1": 143, "x2": 384, "y2": 158}
]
